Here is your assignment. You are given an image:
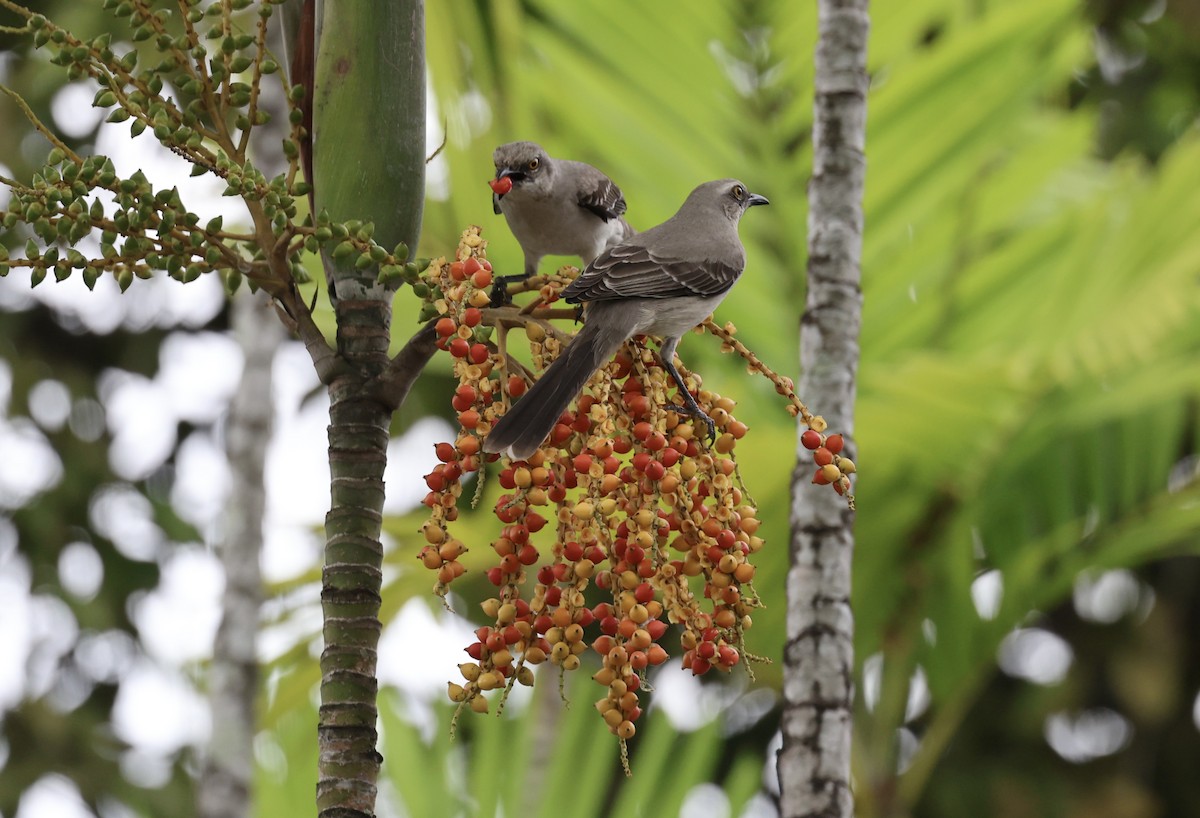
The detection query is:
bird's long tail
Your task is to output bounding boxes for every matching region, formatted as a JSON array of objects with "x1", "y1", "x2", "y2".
[{"x1": 483, "y1": 315, "x2": 628, "y2": 461}]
